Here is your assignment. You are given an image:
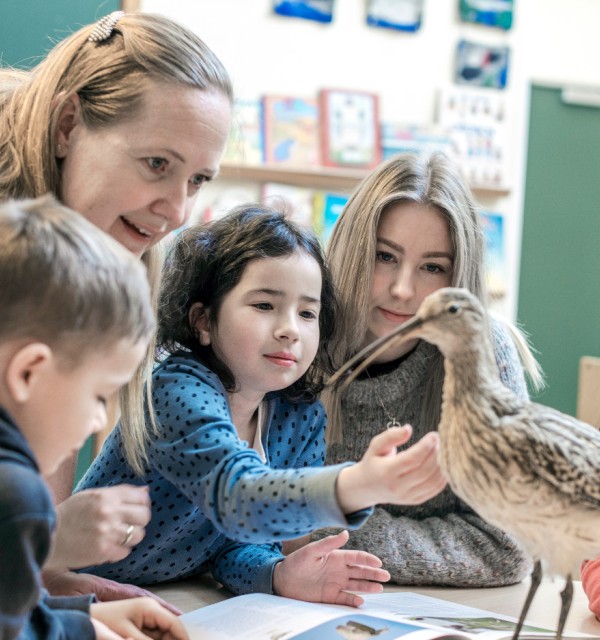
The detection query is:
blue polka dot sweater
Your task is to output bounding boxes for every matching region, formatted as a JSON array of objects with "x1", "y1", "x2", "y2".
[{"x1": 76, "y1": 353, "x2": 370, "y2": 594}]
